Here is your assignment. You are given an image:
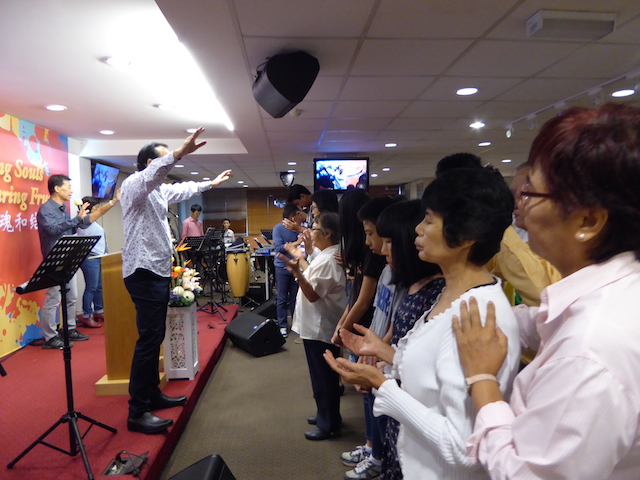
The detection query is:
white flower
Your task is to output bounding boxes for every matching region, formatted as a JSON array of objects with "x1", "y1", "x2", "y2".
[
  {"x1": 172, "y1": 286, "x2": 185, "y2": 296},
  {"x1": 183, "y1": 291, "x2": 195, "y2": 303}
]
